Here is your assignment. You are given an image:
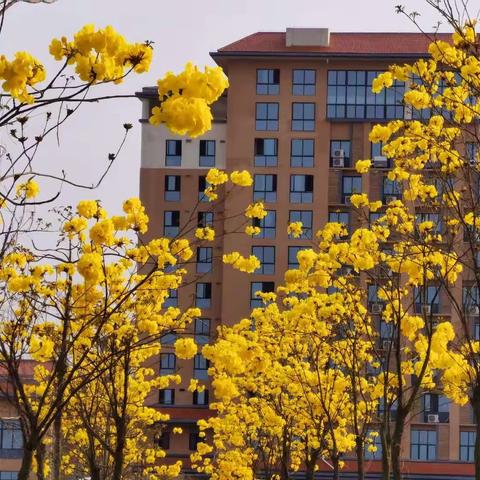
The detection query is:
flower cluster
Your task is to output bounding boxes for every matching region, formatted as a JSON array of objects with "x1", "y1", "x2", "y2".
[{"x1": 149, "y1": 62, "x2": 229, "y2": 137}]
